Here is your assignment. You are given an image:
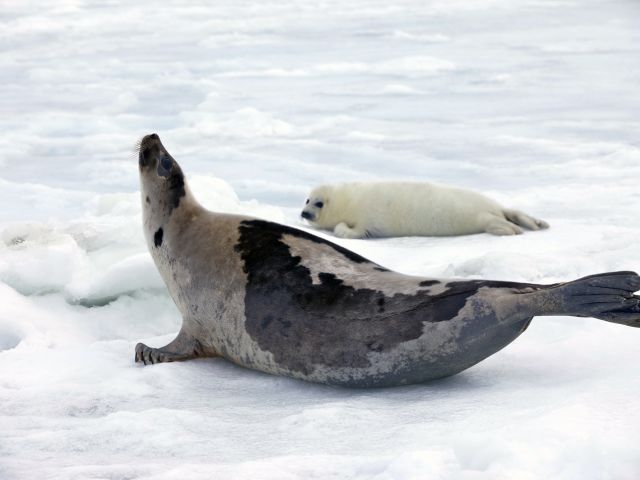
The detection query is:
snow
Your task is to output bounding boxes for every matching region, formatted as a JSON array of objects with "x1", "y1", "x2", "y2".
[{"x1": 1, "y1": 0, "x2": 640, "y2": 478}]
